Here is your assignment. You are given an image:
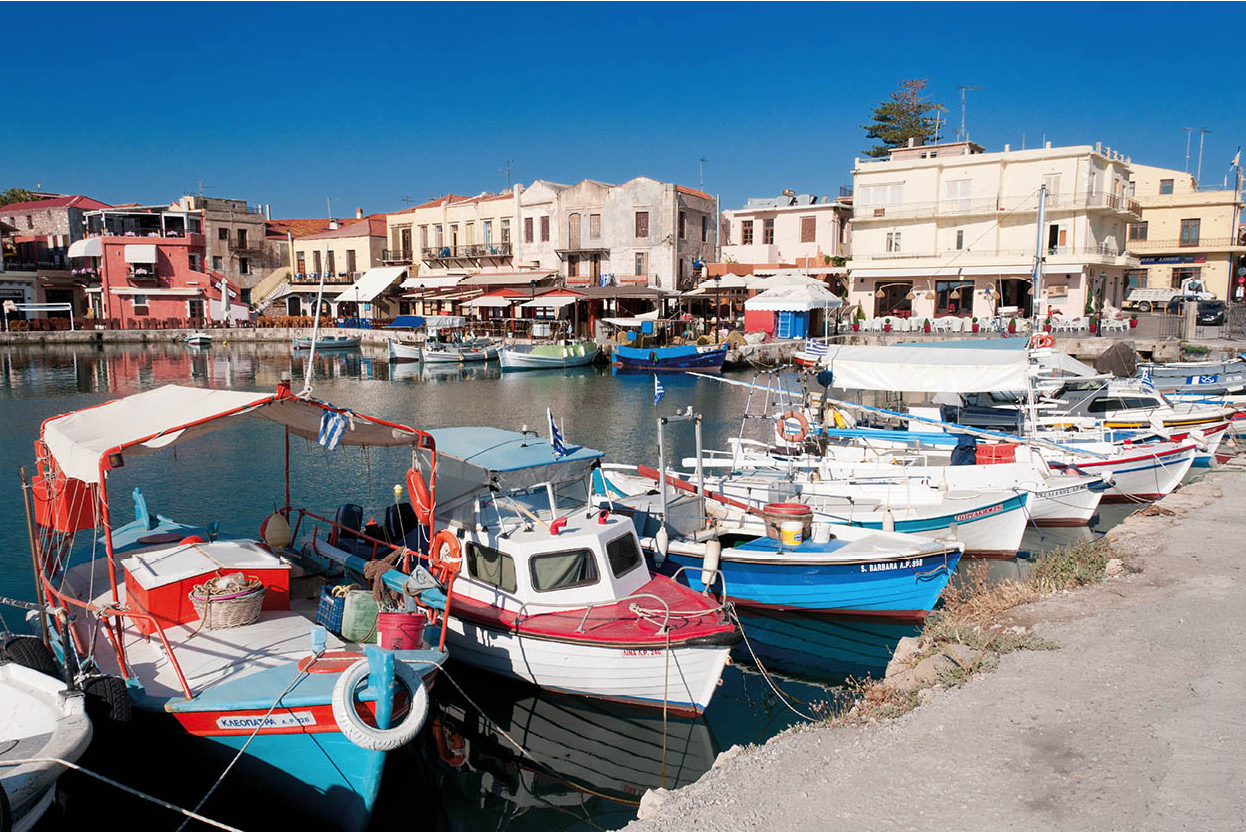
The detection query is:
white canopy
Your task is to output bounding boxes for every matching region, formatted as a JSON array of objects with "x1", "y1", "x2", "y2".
[
  {"x1": 400, "y1": 276, "x2": 462, "y2": 291},
  {"x1": 42, "y1": 385, "x2": 422, "y2": 485},
  {"x1": 519, "y1": 295, "x2": 577, "y2": 309},
  {"x1": 124, "y1": 244, "x2": 158, "y2": 264},
  {"x1": 1035, "y1": 350, "x2": 1099, "y2": 378},
  {"x1": 424, "y1": 315, "x2": 466, "y2": 329},
  {"x1": 463, "y1": 295, "x2": 519, "y2": 309},
  {"x1": 602, "y1": 308, "x2": 662, "y2": 328},
  {"x1": 67, "y1": 238, "x2": 103, "y2": 258},
  {"x1": 819, "y1": 345, "x2": 1029, "y2": 393},
  {"x1": 333, "y1": 266, "x2": 408, "y2": 304},
  {"x1": 745, "y1": 283, "x2": 843, "y2": 312}
]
